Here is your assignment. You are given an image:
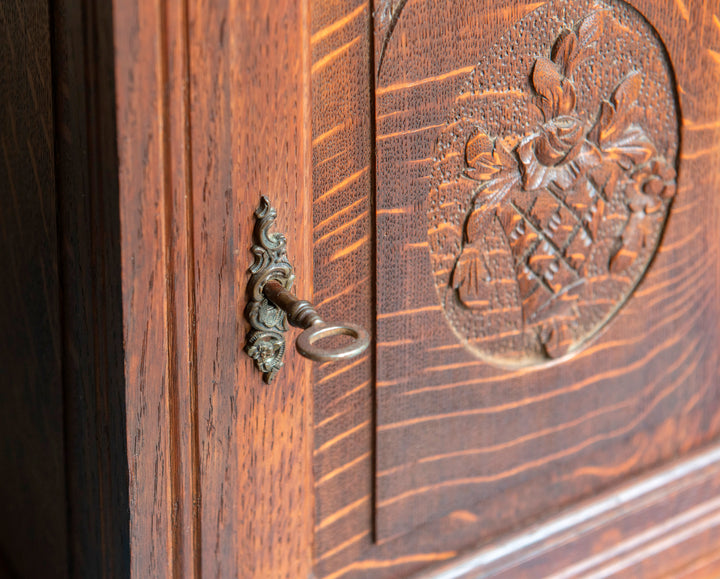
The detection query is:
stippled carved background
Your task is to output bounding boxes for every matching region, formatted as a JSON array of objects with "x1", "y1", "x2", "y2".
[{"x1": 428, "y1": 4, "x2": 679, "y2": 366}]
